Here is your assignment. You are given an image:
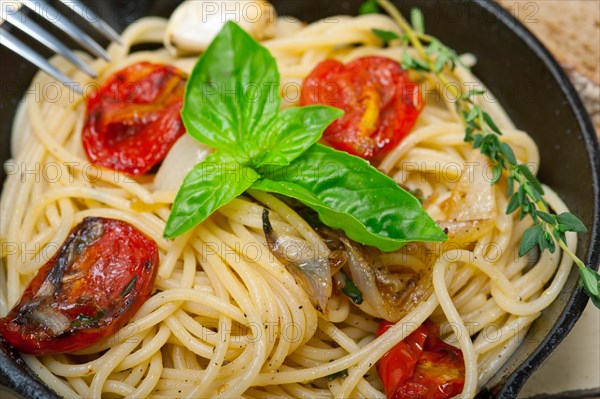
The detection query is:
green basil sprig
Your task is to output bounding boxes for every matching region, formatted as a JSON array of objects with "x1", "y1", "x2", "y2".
[{"x1": 164, "y1": 21, "x2": 446, "y2": 251}]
